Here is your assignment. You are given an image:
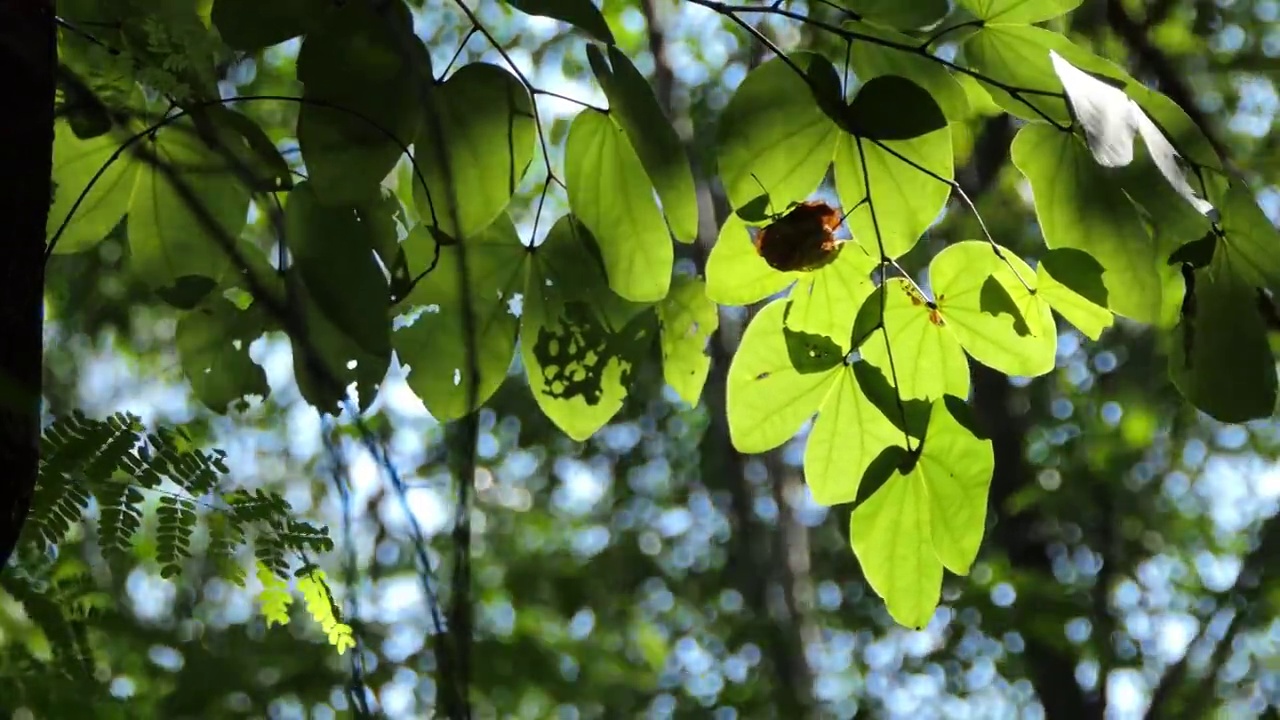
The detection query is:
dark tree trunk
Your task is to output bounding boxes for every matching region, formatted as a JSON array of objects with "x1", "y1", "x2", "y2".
[{"x1": 0, "y1": 0, "x2": 55, "y2": 571}]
